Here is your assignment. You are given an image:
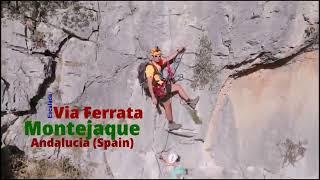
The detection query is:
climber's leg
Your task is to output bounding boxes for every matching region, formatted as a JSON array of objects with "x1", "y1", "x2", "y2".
[
  {"x1": 162, "y1": 99, "x2": 182, "y2": 131},
  {"x1": 162, "y1": 100, "x2": 173, "y2": 122},
  {"x1": 171, "y1": 83, "x2": 199, "y2": 109},
  {"x1": 171, "y1": 83, "x2": 190, "y2": 101}
]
